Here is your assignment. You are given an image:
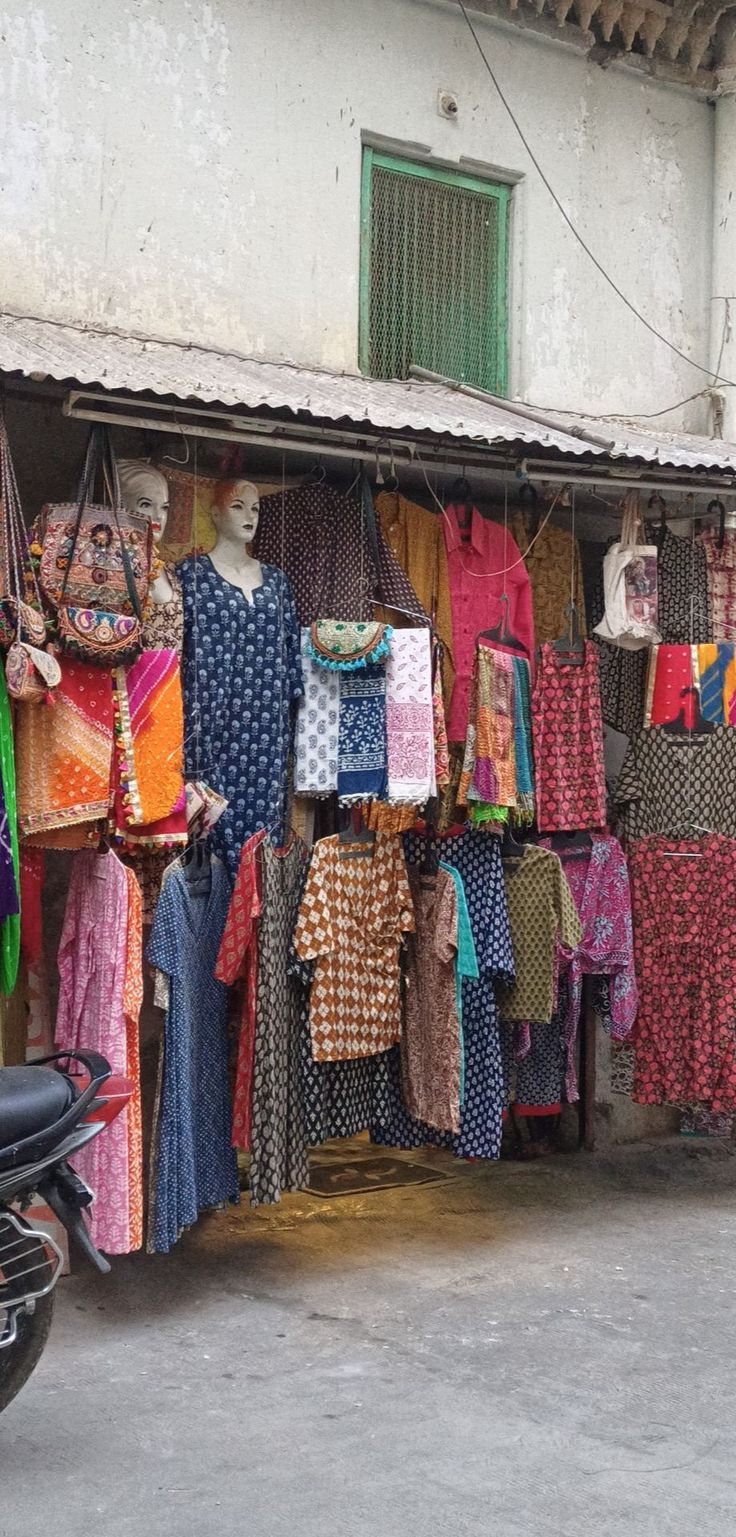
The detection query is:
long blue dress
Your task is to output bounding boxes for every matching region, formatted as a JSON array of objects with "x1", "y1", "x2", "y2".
[
  {"x1": 147, "y1": 861, "x2": 239, "y2": 1253},
  {"x1": 371, "y1": 826, "x2": 515, "y2": 1160},
  {"x1": 178, "y1": 557, "x2": 303, "y2": 879}
]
